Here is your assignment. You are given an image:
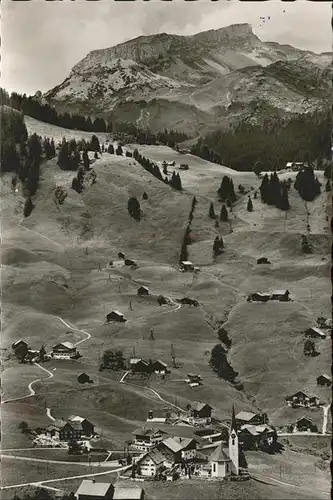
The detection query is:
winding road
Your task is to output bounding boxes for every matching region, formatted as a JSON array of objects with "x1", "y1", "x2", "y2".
[{"x1": 1, "y1": 363, "x2": 54, "y2": 405}]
